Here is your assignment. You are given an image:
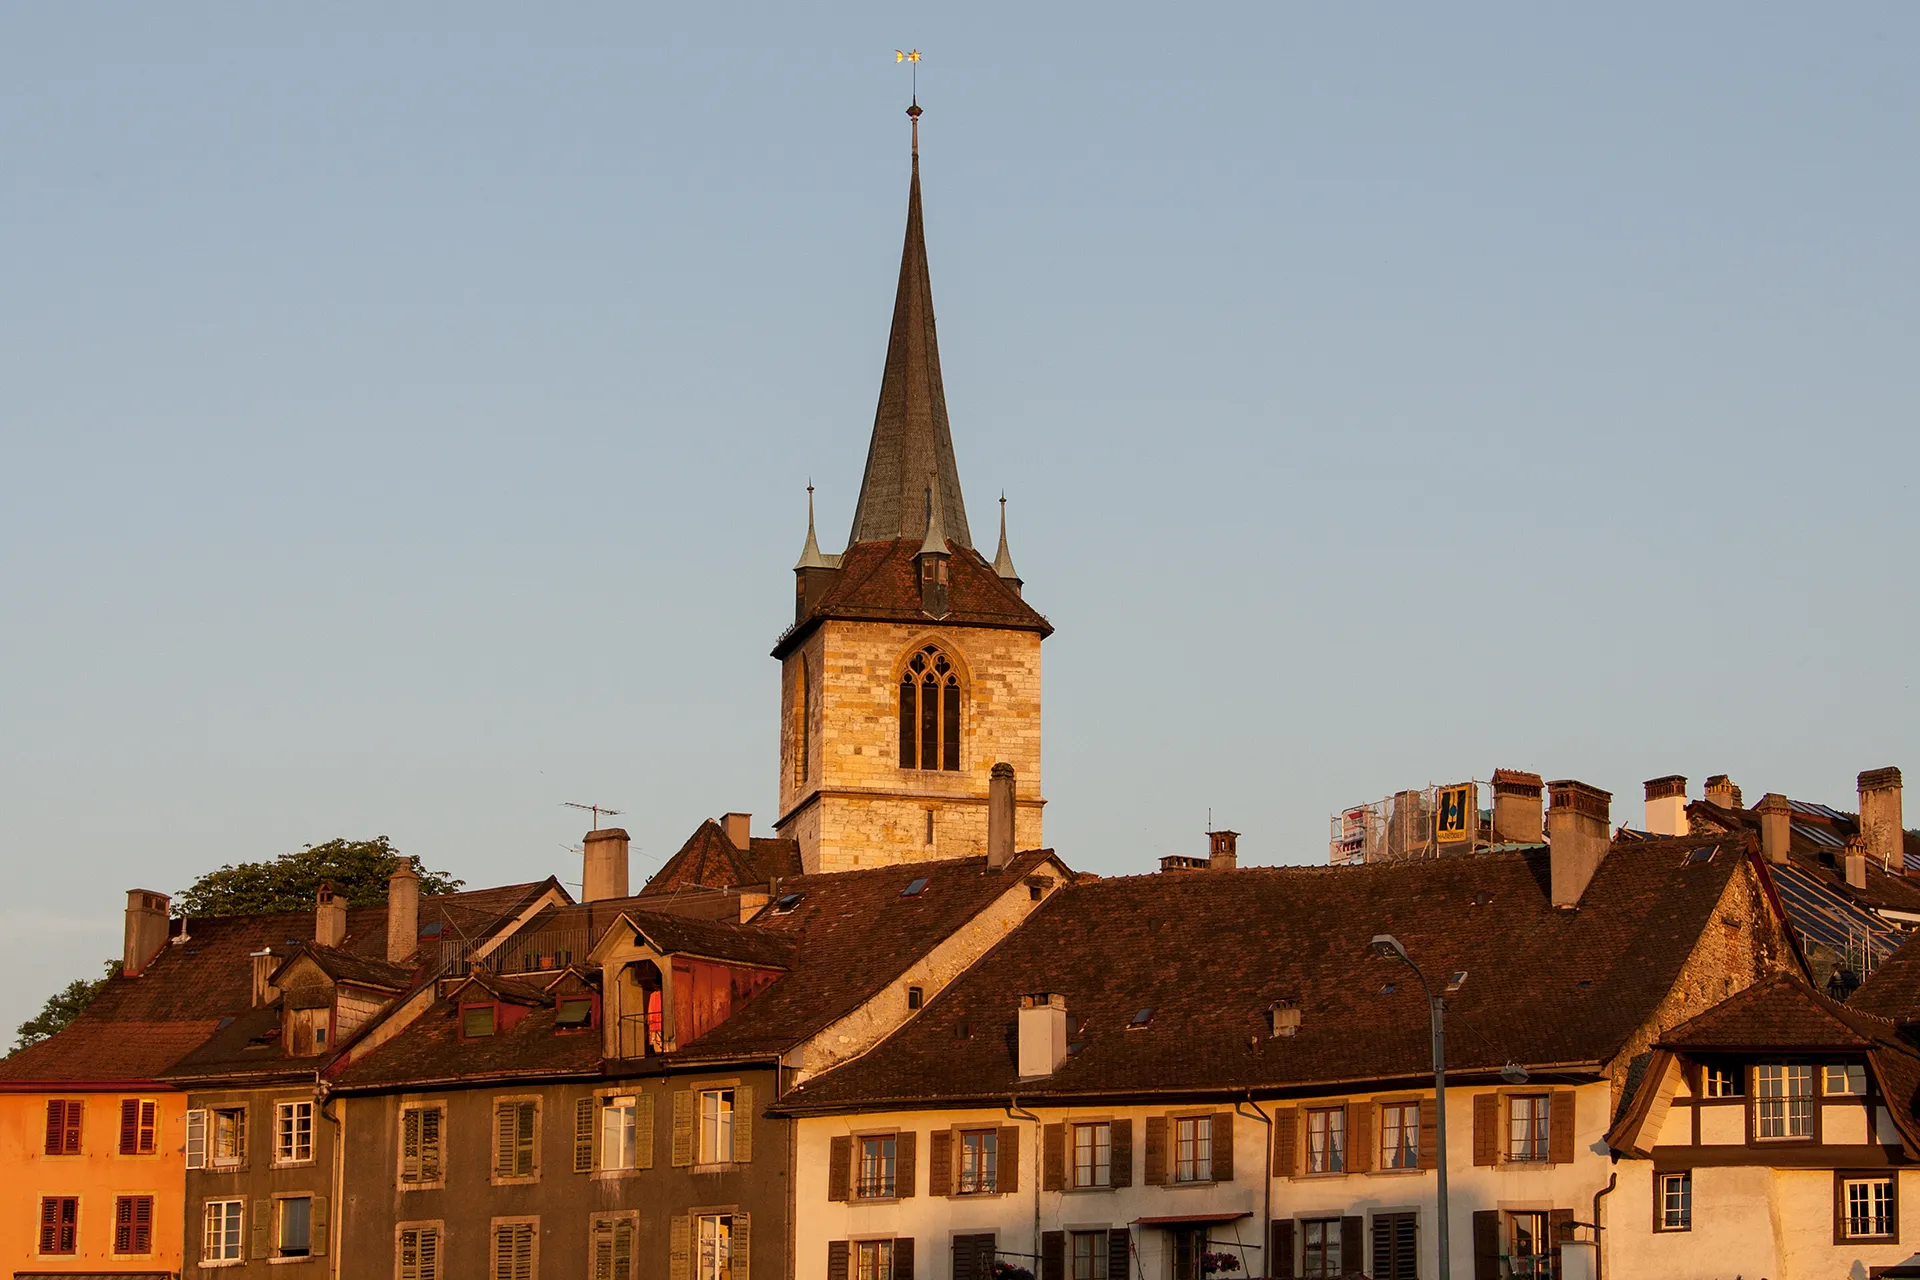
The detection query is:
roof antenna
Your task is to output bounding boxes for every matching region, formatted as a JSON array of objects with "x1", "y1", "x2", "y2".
[
  {"x1": 562, "y1": 801, "x2": 623, "y2": 831},
  {"x1": 896, "y1": 48, "x2": 923, "y2": 154}
]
